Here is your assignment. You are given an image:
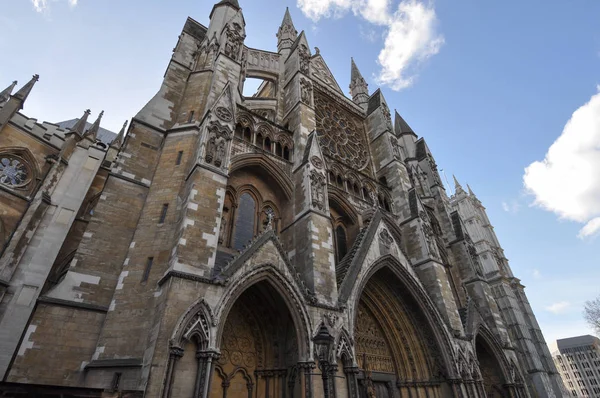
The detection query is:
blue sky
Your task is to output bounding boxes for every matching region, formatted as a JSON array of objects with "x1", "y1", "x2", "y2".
[{"x1": 1, "y1": 0, "x2": 599, "y2": 350}]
